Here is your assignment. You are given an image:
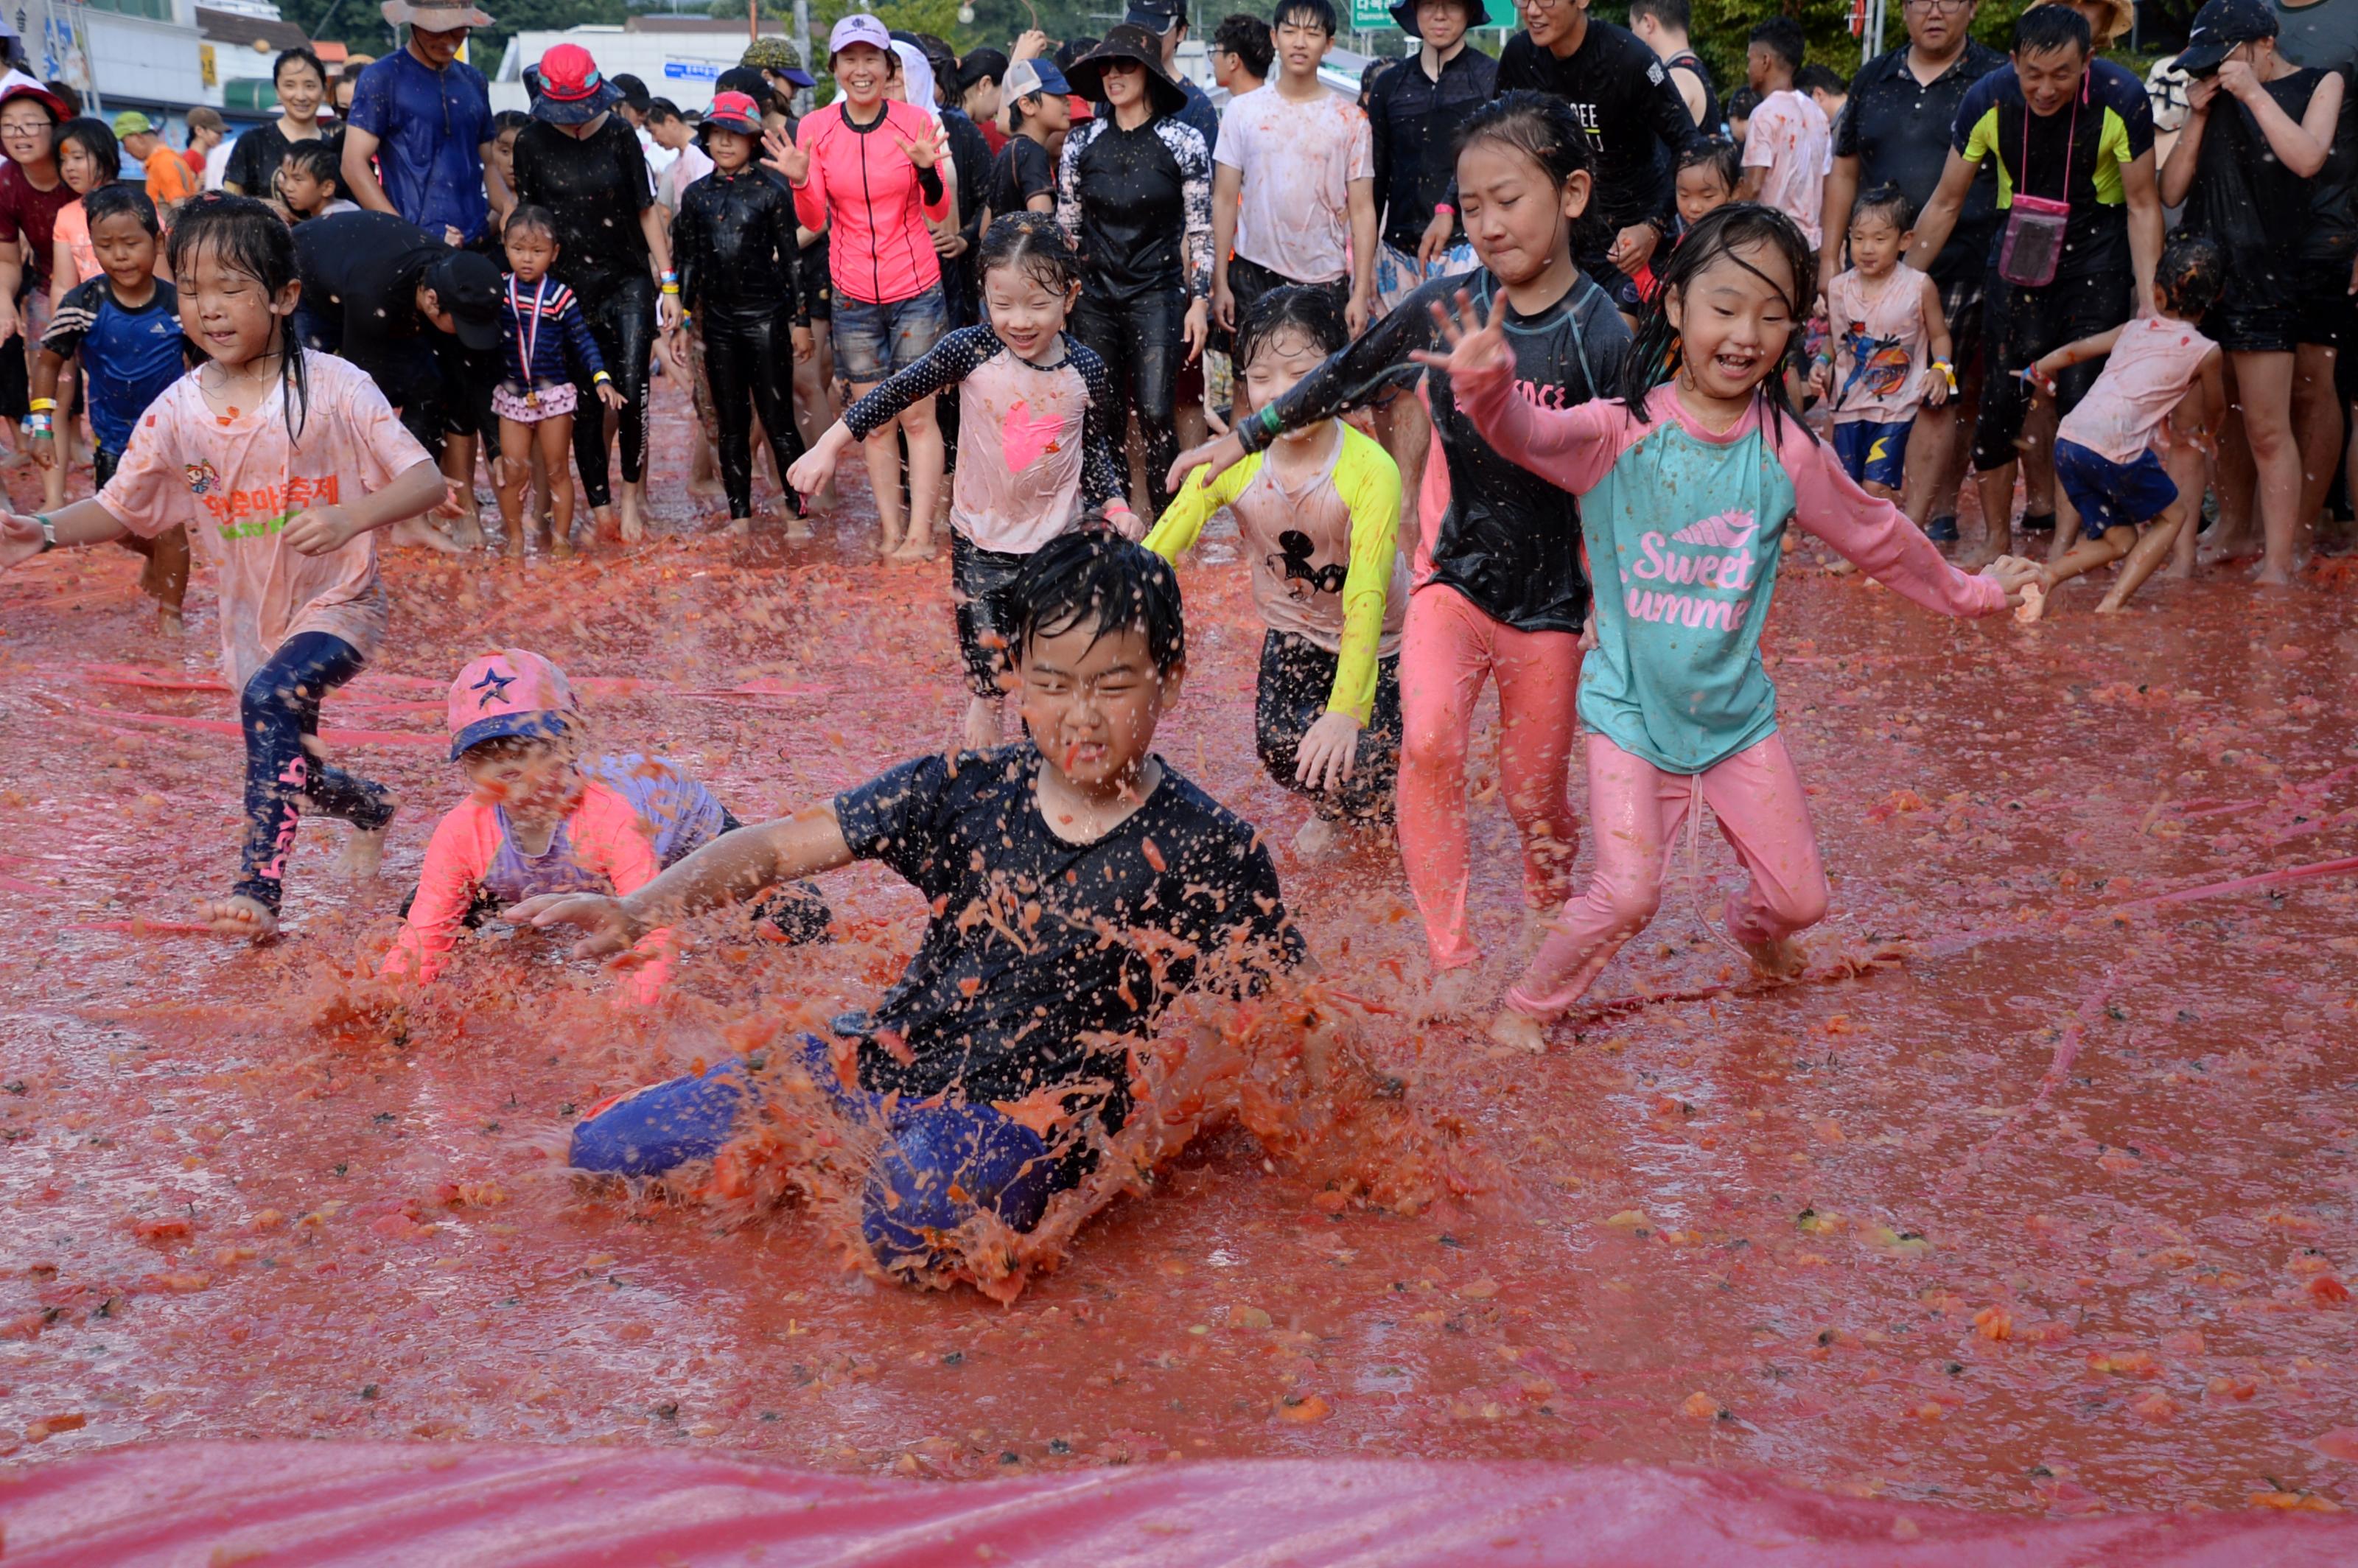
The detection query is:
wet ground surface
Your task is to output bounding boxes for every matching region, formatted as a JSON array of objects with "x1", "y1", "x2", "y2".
[{"x1": 2, "y1": 405, "x2": 2356, "y2": 1519}]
